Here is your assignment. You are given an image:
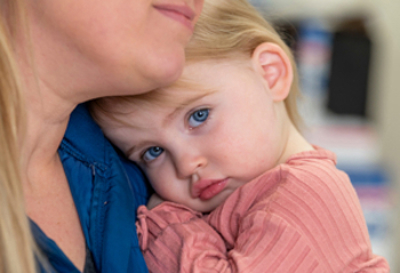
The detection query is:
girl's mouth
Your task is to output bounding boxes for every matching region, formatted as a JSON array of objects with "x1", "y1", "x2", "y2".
[{"x1": 193, "y1": 178, "x2": 229, "y2": 200}]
